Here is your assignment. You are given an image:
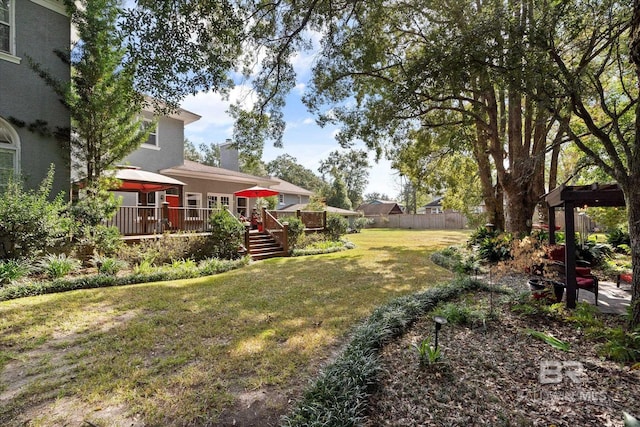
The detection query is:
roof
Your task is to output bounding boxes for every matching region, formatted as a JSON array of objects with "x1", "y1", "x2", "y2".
[
  {"x1": 423, "y1": 196, "x2": 444, "y2": 208},
  {"x1": 276, "y1": 203, "x2": 361, "y2": 216},
  {"x1": 142, "y1": 97, "x2": 201, "y2": 125},
  {"x1": 270, "y1": 178, "x2": 314, "y2": 196},
  {"x1": 543, "y1": 183, "x2": 624, "y2": 208},
  {"x1": 356, "y1": 202, "x2": 404, "y2": 215},
  {"x1": 161, "y1": 160, "x2": 279, "y2": 187}
]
